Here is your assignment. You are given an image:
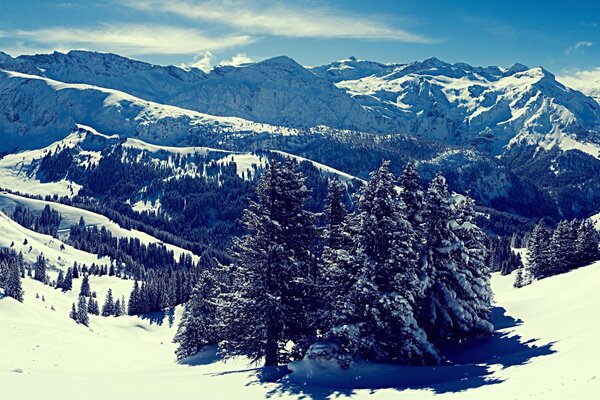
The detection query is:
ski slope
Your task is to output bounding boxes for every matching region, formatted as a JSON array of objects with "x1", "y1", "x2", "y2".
[{"x1": 2, "y1": 259, "x2": 600, "y2": 399}]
